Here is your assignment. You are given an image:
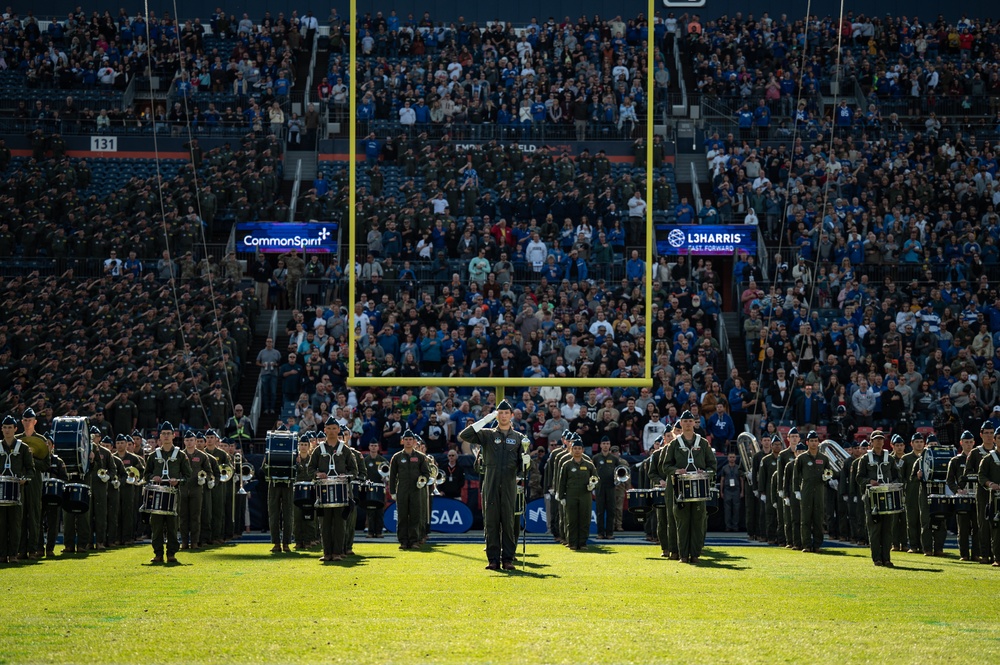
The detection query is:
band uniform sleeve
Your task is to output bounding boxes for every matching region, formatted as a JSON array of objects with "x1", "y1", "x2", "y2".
[
  {"x1": 647, "y1": 449, "x2": 664, "y2": 485},
  {"x1": 458, "y1": 424, "x2": 478, "y2": 445},
  {"x1": 179, "y1": 450, "x2": 193, "y2": 482},
  {"x1": 388, "y1": 453, "x2": 399, "y2": 494}
]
